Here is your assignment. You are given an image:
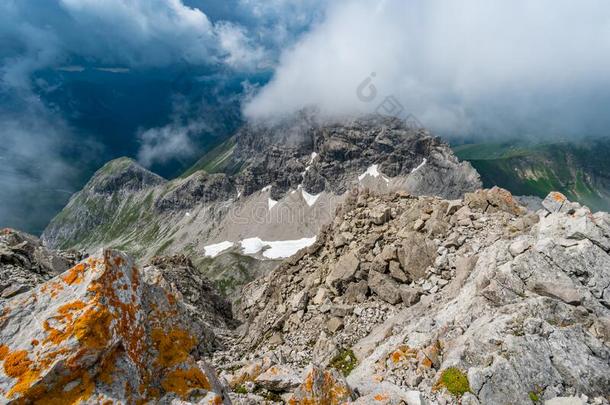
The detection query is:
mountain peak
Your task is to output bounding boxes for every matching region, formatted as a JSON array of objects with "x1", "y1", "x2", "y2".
[{"x1": 89, "y1": 157, "x2": 166, "y2": 195}]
